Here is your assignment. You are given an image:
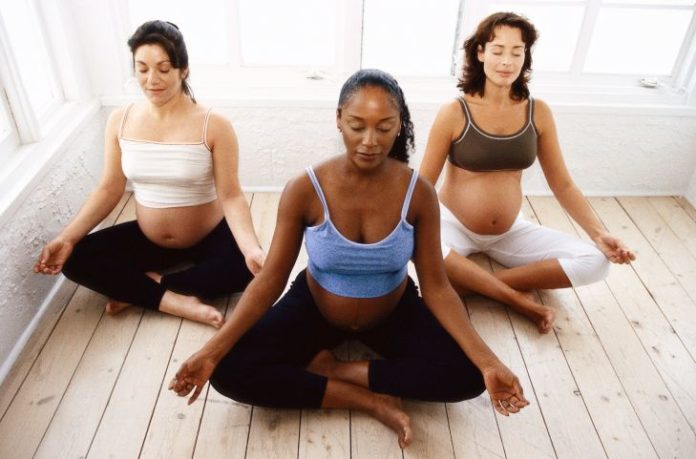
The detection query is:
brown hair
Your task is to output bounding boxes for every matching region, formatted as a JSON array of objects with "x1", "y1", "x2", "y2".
[
  {"x1": 128, "y1": 20, "x2": 196, "y2": 103},
  {"x1": 457, "y1": 12, "x2": 538, "y2": 101}
]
